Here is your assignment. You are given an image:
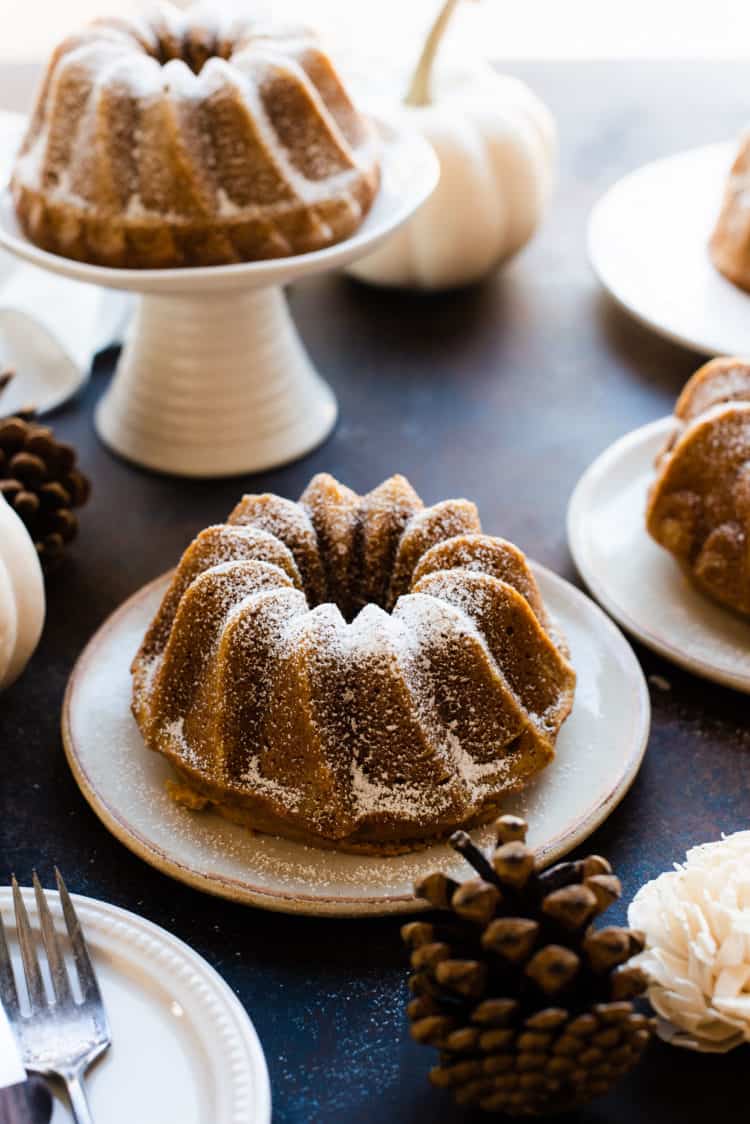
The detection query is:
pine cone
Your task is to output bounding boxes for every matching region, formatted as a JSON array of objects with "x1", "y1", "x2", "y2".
[
  {"x1": 0, "y1": 376, "x2": 91, "y2": 572},
  {"x1": 403, "y1": 817, "x2": 654, "y2": 1116}
]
